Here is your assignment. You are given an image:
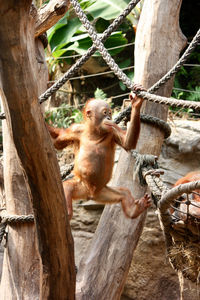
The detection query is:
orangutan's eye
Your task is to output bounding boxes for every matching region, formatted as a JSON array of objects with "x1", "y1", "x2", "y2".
[{"x1": 103, "y1": 110, "x2": 107, "y2": 115}]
